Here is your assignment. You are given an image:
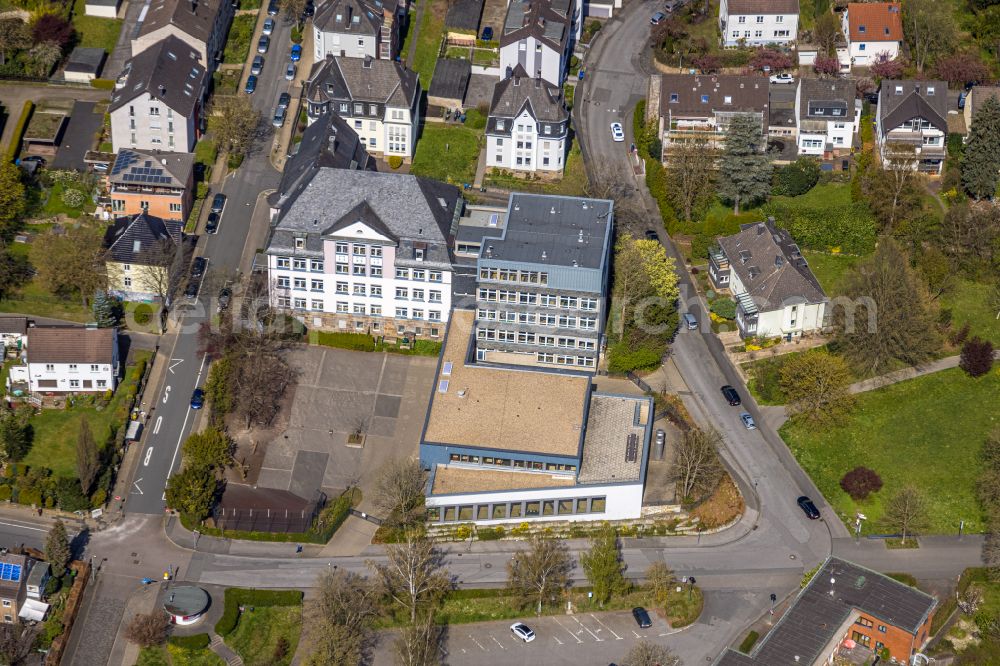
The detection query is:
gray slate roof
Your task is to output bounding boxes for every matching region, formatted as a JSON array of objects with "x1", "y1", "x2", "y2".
[
  {"x1": 967, "y1": 85, "x2": 1000, "y2": 123},
  {"x1": 314, "y1": 0, "x2": 386, "y2": 37},
  {"x1": 0, "y1": 317, "x2": 28, "y2": 336},
  {"x1": 429, "y1": 58, "x2": 471, "y2": 102},
  {"x1": 274, "y1": 111, "x2": 375, "y2": 206},
  {"x1": 306, "y1": 55, "x2": 419, "y2": 108},
  {"x1": 138, "y1": 0, "x2": 226, "y2": 45},
  {"x1": 65, "y1": 47, "x2": 106, "y2": 75},
  {"x1": 445, "y1": 0, "x2": 484, "y2": 31},
  {"x1": 109, "y1": 149, "x2": 195, "y2": 188},
  {"x1": 481, "y1": 193, "x2": 612, "y2": 269},
  {"x1": 717, "y1": 220, "x2": 826, "y2": 311},
  {"x1": 109, "y1": 35, "x2": 207, "y2": 116},
  {"x1": 268, "y1": 169, "x2": 461, "y2": 268},
  {"x1": 103, "y1": 212, "x2": 183, "y2": 265},
  {"x1": 660, "y1": 74, "x2": 769, "y2": 118},
  {"x1": 878, "y1": 79, "x2": 948, "y2": 134},
  {"x1": 716, "y1": 557, "x2": 937, "y2": 666},
  {"x1": 501, "y1": 0, "x2": 573, "y2": 51},
  {"x1": 799, "y1": 77, "x2": 855, "y2": 121},
  {"x1": 488, "y1": 64, "x2": 568, "y2": 126}
]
